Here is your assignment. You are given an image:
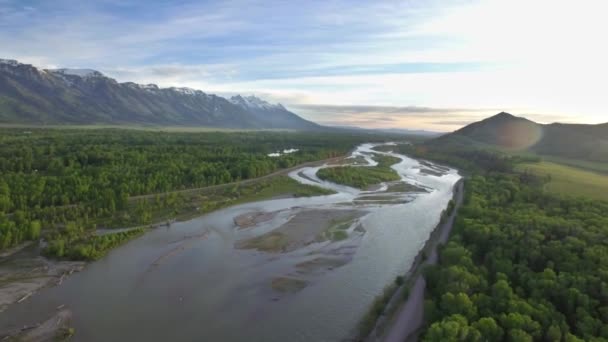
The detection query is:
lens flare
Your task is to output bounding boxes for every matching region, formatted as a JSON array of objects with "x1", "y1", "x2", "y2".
[{"x1": 495, "y1": 120, "x2": 543, "y2": 150}]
